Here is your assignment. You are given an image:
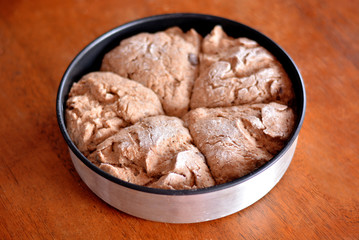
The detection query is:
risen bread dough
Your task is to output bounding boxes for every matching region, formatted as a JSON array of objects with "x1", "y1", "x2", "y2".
[
  {"x1": 191, "y1": 26, "x2": 294, "y2": 109},
  {"x1": 101, "y1": 27, "x2": 201, "y2": 117},
  {"x1": 66, "y1": 72, "x2": 164, "y2": 156},
  {"x1": 66, "y1": 26, "x2": 296, "y2": 189},
  {"x1": 88, "y1": 116, "x2": 215, "y2": 189},
  {"x1": 183, "y1": 103, "x2": 295, "y2": 184}
]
